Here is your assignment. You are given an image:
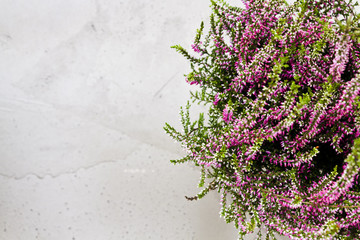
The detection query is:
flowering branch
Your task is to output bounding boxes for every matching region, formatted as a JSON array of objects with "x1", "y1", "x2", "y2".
[{"x1": 165, "y1": 0, "x2": 360, "y2": 239}]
